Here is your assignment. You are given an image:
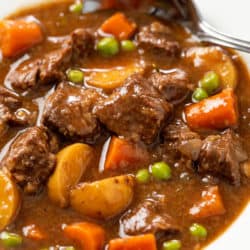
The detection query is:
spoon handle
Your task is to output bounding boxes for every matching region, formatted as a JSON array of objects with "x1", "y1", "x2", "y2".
[
  {"x1": 198, "y1": 21, "x2": 250, "y2": 53},
  {"x1": 187, "y1": 0, "x2": 250, "y2": 53}
]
